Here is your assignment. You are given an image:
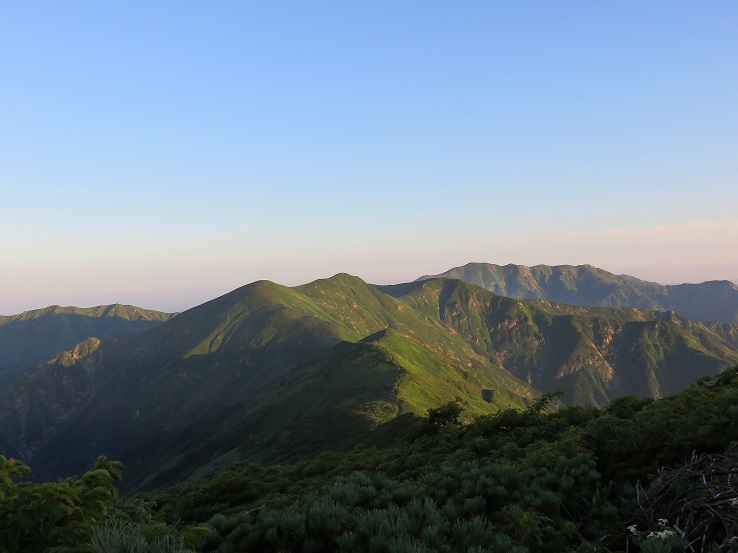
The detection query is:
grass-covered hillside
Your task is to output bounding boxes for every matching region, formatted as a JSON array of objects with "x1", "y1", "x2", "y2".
[
  {"x1": 383, "y1": 278, "x2": 738, "y2": 405},
  {"x1": 1, "y1": 274, "x2": 738, "y2": 492}
]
